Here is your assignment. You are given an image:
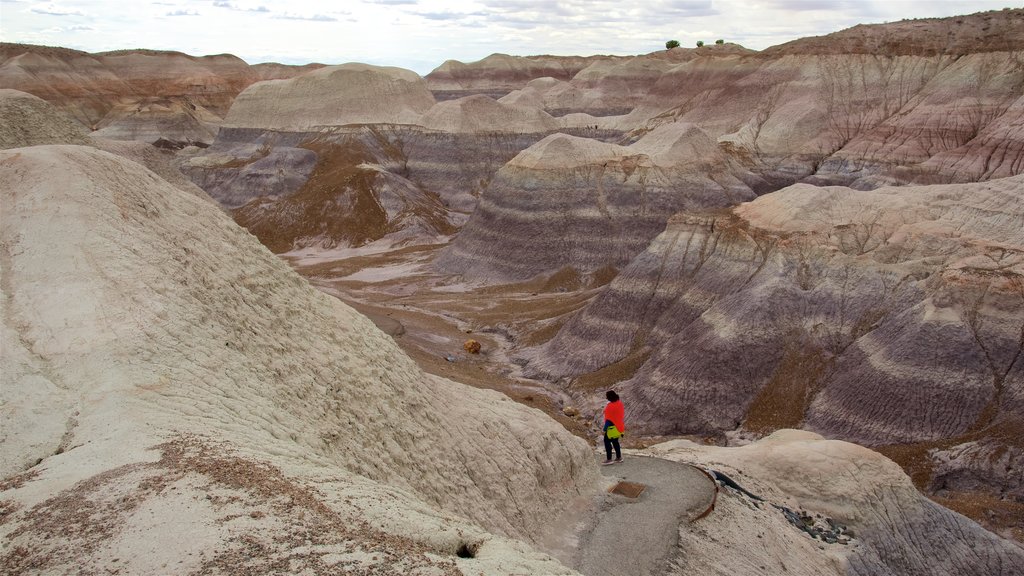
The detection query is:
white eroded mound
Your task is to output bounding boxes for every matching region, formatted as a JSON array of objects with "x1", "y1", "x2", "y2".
[
  {"x1": 91, "y1": 97, "x2": 223, "y2": 146},
  {"x1": 224, "y1": 63, "x2": 436, "y2": 130},
  {"x1": 630, "y1": 121, "x2": 724, "y2": 168},
  {"x1": 419, "y1": 94, "x2": 558, "y2": 133},
  {"x1": 0, "y1": 145, "x2": 596, "y2": 574},
  {"x1": 734, "y1": 178, "x2": 1024, "y2": 249},
  {"x1": 647, "y1": 430, "x2": 1024, "y2": 575},
  {"x1": 0, "y1": 89, "x2": 88, "y2": 149},
  {"x1": 506, "y1": 132, "x2": 631, "y2": 170}
]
